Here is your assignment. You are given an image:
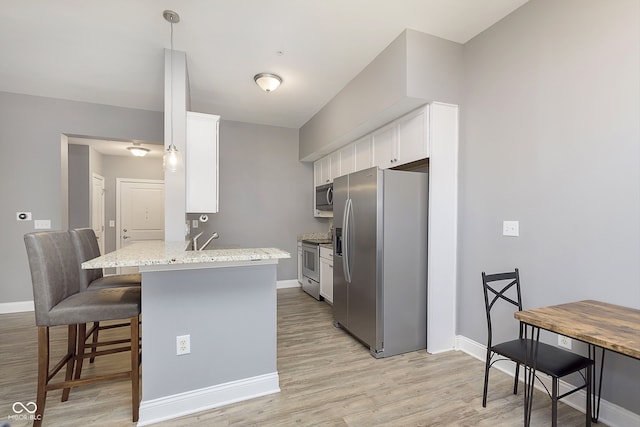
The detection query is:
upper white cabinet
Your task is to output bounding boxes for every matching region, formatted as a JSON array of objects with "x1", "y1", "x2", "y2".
[
  {"x1": 354, "y1": 136, "x2": 373, "y2": 171},
  {"x1": 396, "y1": 105, "x2": 429, "y2": 164},
  {"x1": 373, "y1": 105, "x2": 429, "y2": 170},
  {"x1": 372, "y1": 122, "x2": 398, "y2": 169},
  {"x1": 186, "y1": 111, "x2": 220, "y2": 213},
  {"x1": 339, "y1": 144, "x2": 355, "y2": 177},
  {"x1": 314, "y1": 156, "x2": 332, "y2": 186},
  {"x1": 329, "y1": 151, "x2": 341, "y2": 182}
]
